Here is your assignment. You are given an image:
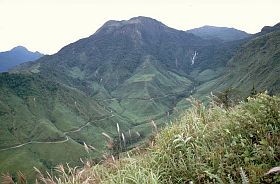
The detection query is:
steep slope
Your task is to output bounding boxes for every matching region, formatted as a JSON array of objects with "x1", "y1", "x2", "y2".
[
  {"x1": 259, "y1": 22, "x2": 280, "y2": 35},
  {"x1": 111, "y1": 56, "x2": 193, "y2": 123},
  {"x1": 0, "y1": 46, "x2": 43, "y2": 72},
  {"x1": 0, "y1": 72, "x2": 135, "y2": 180},
  {"x1": 194, "y1": 26, "x2": 280, "y2": 100},
  {"x1": 187, "y1": 25, "x2": 250, "y2": 41}
]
